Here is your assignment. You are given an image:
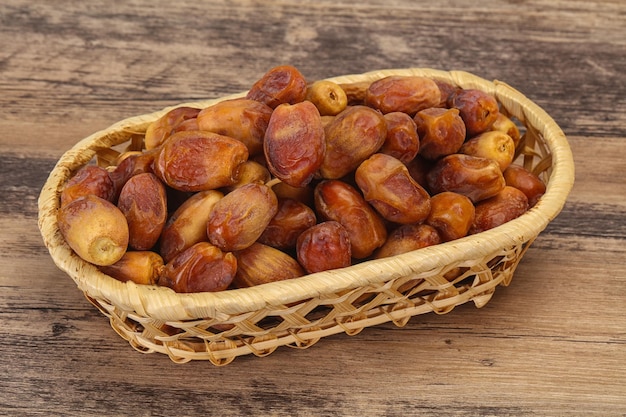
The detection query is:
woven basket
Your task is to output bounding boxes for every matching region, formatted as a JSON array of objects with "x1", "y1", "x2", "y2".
[{"x1": 38, "y1": 68, "x2": 574, "y2": 365}]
